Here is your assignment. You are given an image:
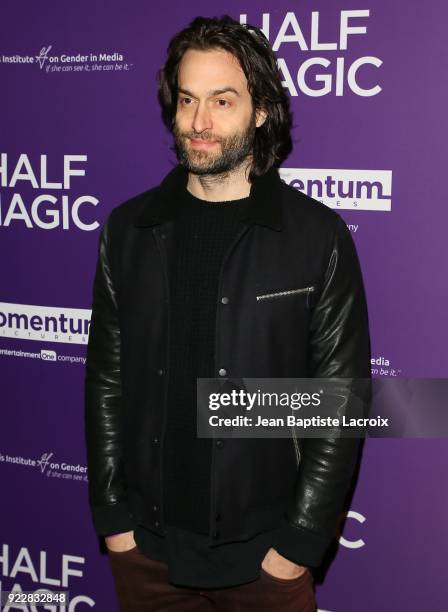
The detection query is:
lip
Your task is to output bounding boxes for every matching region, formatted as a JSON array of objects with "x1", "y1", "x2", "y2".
[{"x1": 189, "y1": 138, "x2": 218, "y2": 150}]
